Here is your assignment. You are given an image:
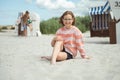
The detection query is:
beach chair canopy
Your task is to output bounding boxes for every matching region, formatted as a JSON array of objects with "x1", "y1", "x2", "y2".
[{"x1": 89, "y1": 1, "x2": 111, "y2": 15}]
